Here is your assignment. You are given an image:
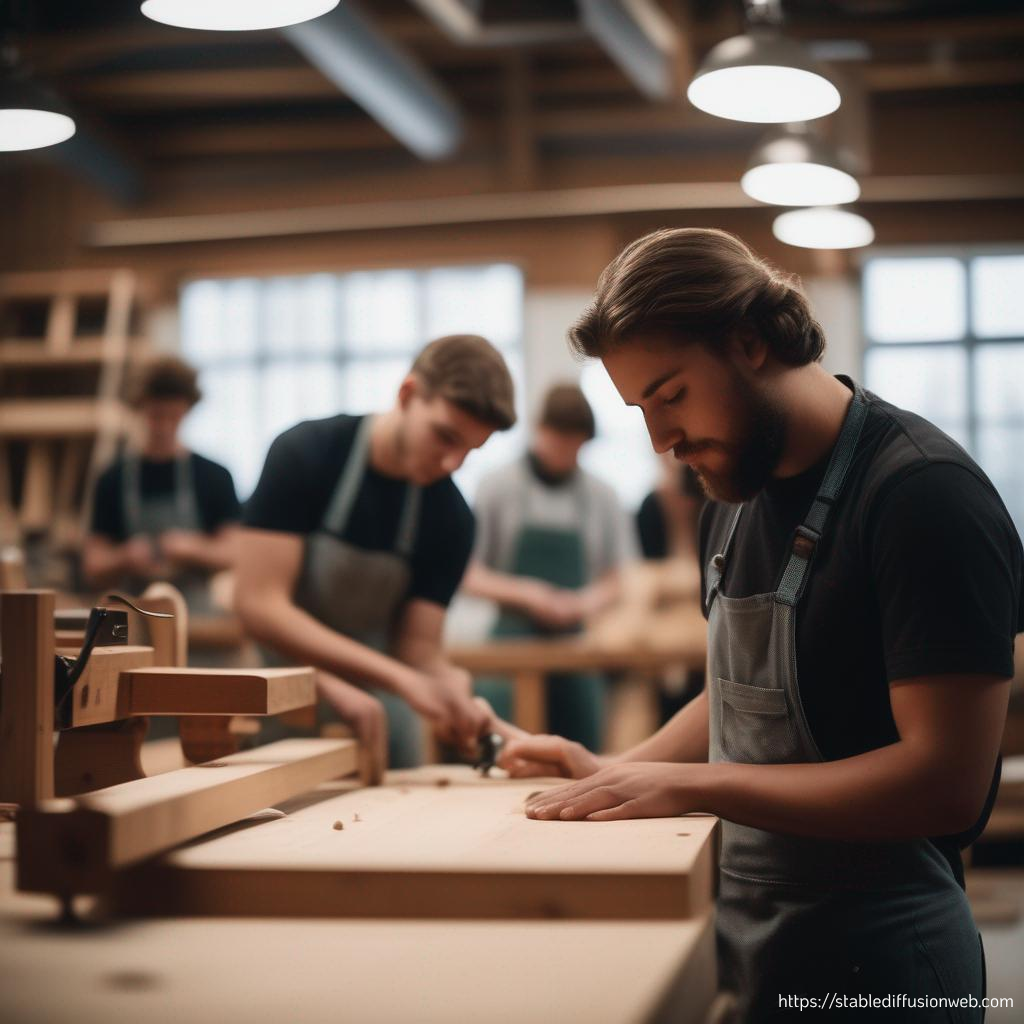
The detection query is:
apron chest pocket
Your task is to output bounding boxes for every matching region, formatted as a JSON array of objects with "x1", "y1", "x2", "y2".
[{"x1": 717, "y1": 677, "x2": 801, "y2": 764}]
